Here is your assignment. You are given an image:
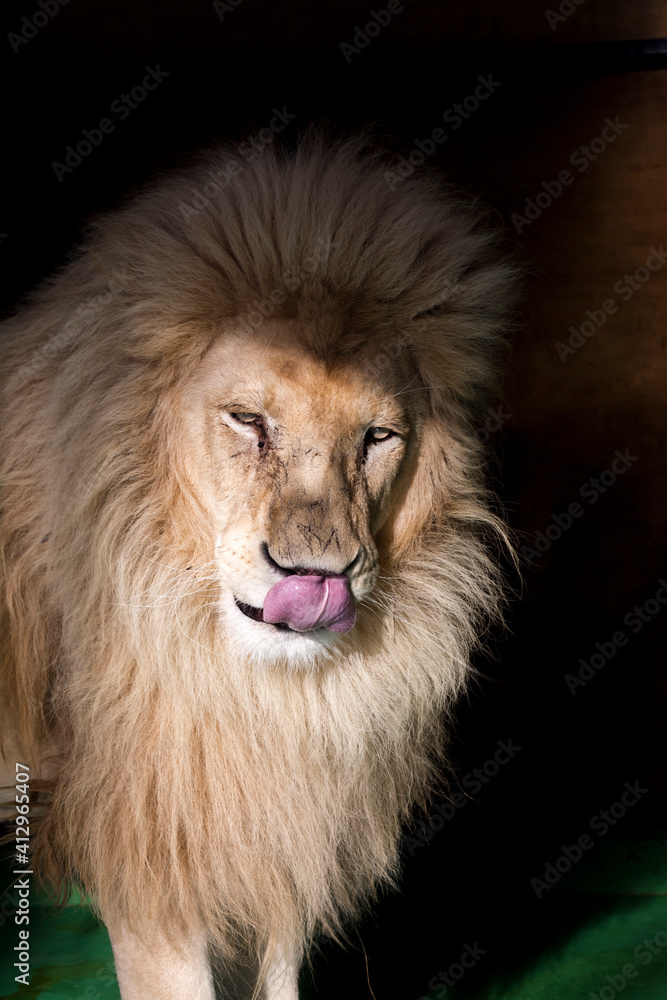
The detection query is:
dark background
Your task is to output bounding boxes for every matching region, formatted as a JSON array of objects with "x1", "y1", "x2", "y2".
[{"x1": 1, "y1": 1, "x2": 665, "y2": 997}]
